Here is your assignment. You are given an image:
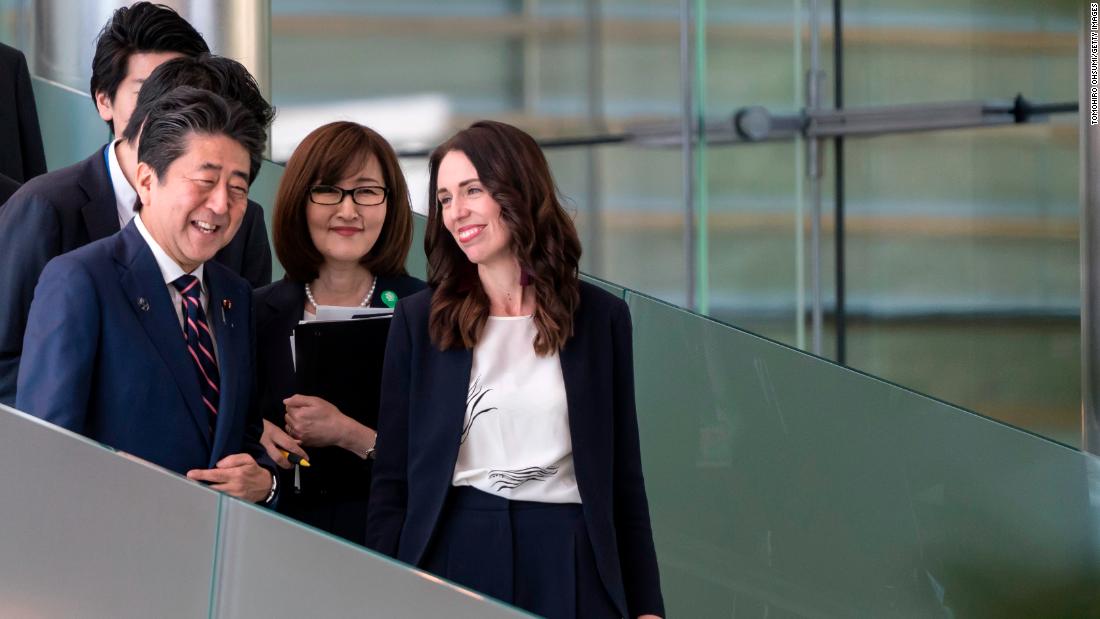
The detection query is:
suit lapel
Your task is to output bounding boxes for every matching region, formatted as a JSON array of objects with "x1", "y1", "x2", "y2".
[
  {"x1": 206, "y1": 267, "x2": 247, "y2": 462},
  {"x1": 114, "y1": 223, "x2": 212, "y2": 451},
  {"x1": 413, "y1": 345, "x2": 471, "y2": 565},
  {"x1": 559, "y1": 332, "x2": 592, "y2": 473},
  {"x1": 560, "y1": 320, "x2": 606, "y2": 528},
  {"x1": 433, "y1": 346, "x2": 471, "y2": 458},
  {"x1": 80, "y1": 146, "x2": 122, "y2": 241}
]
